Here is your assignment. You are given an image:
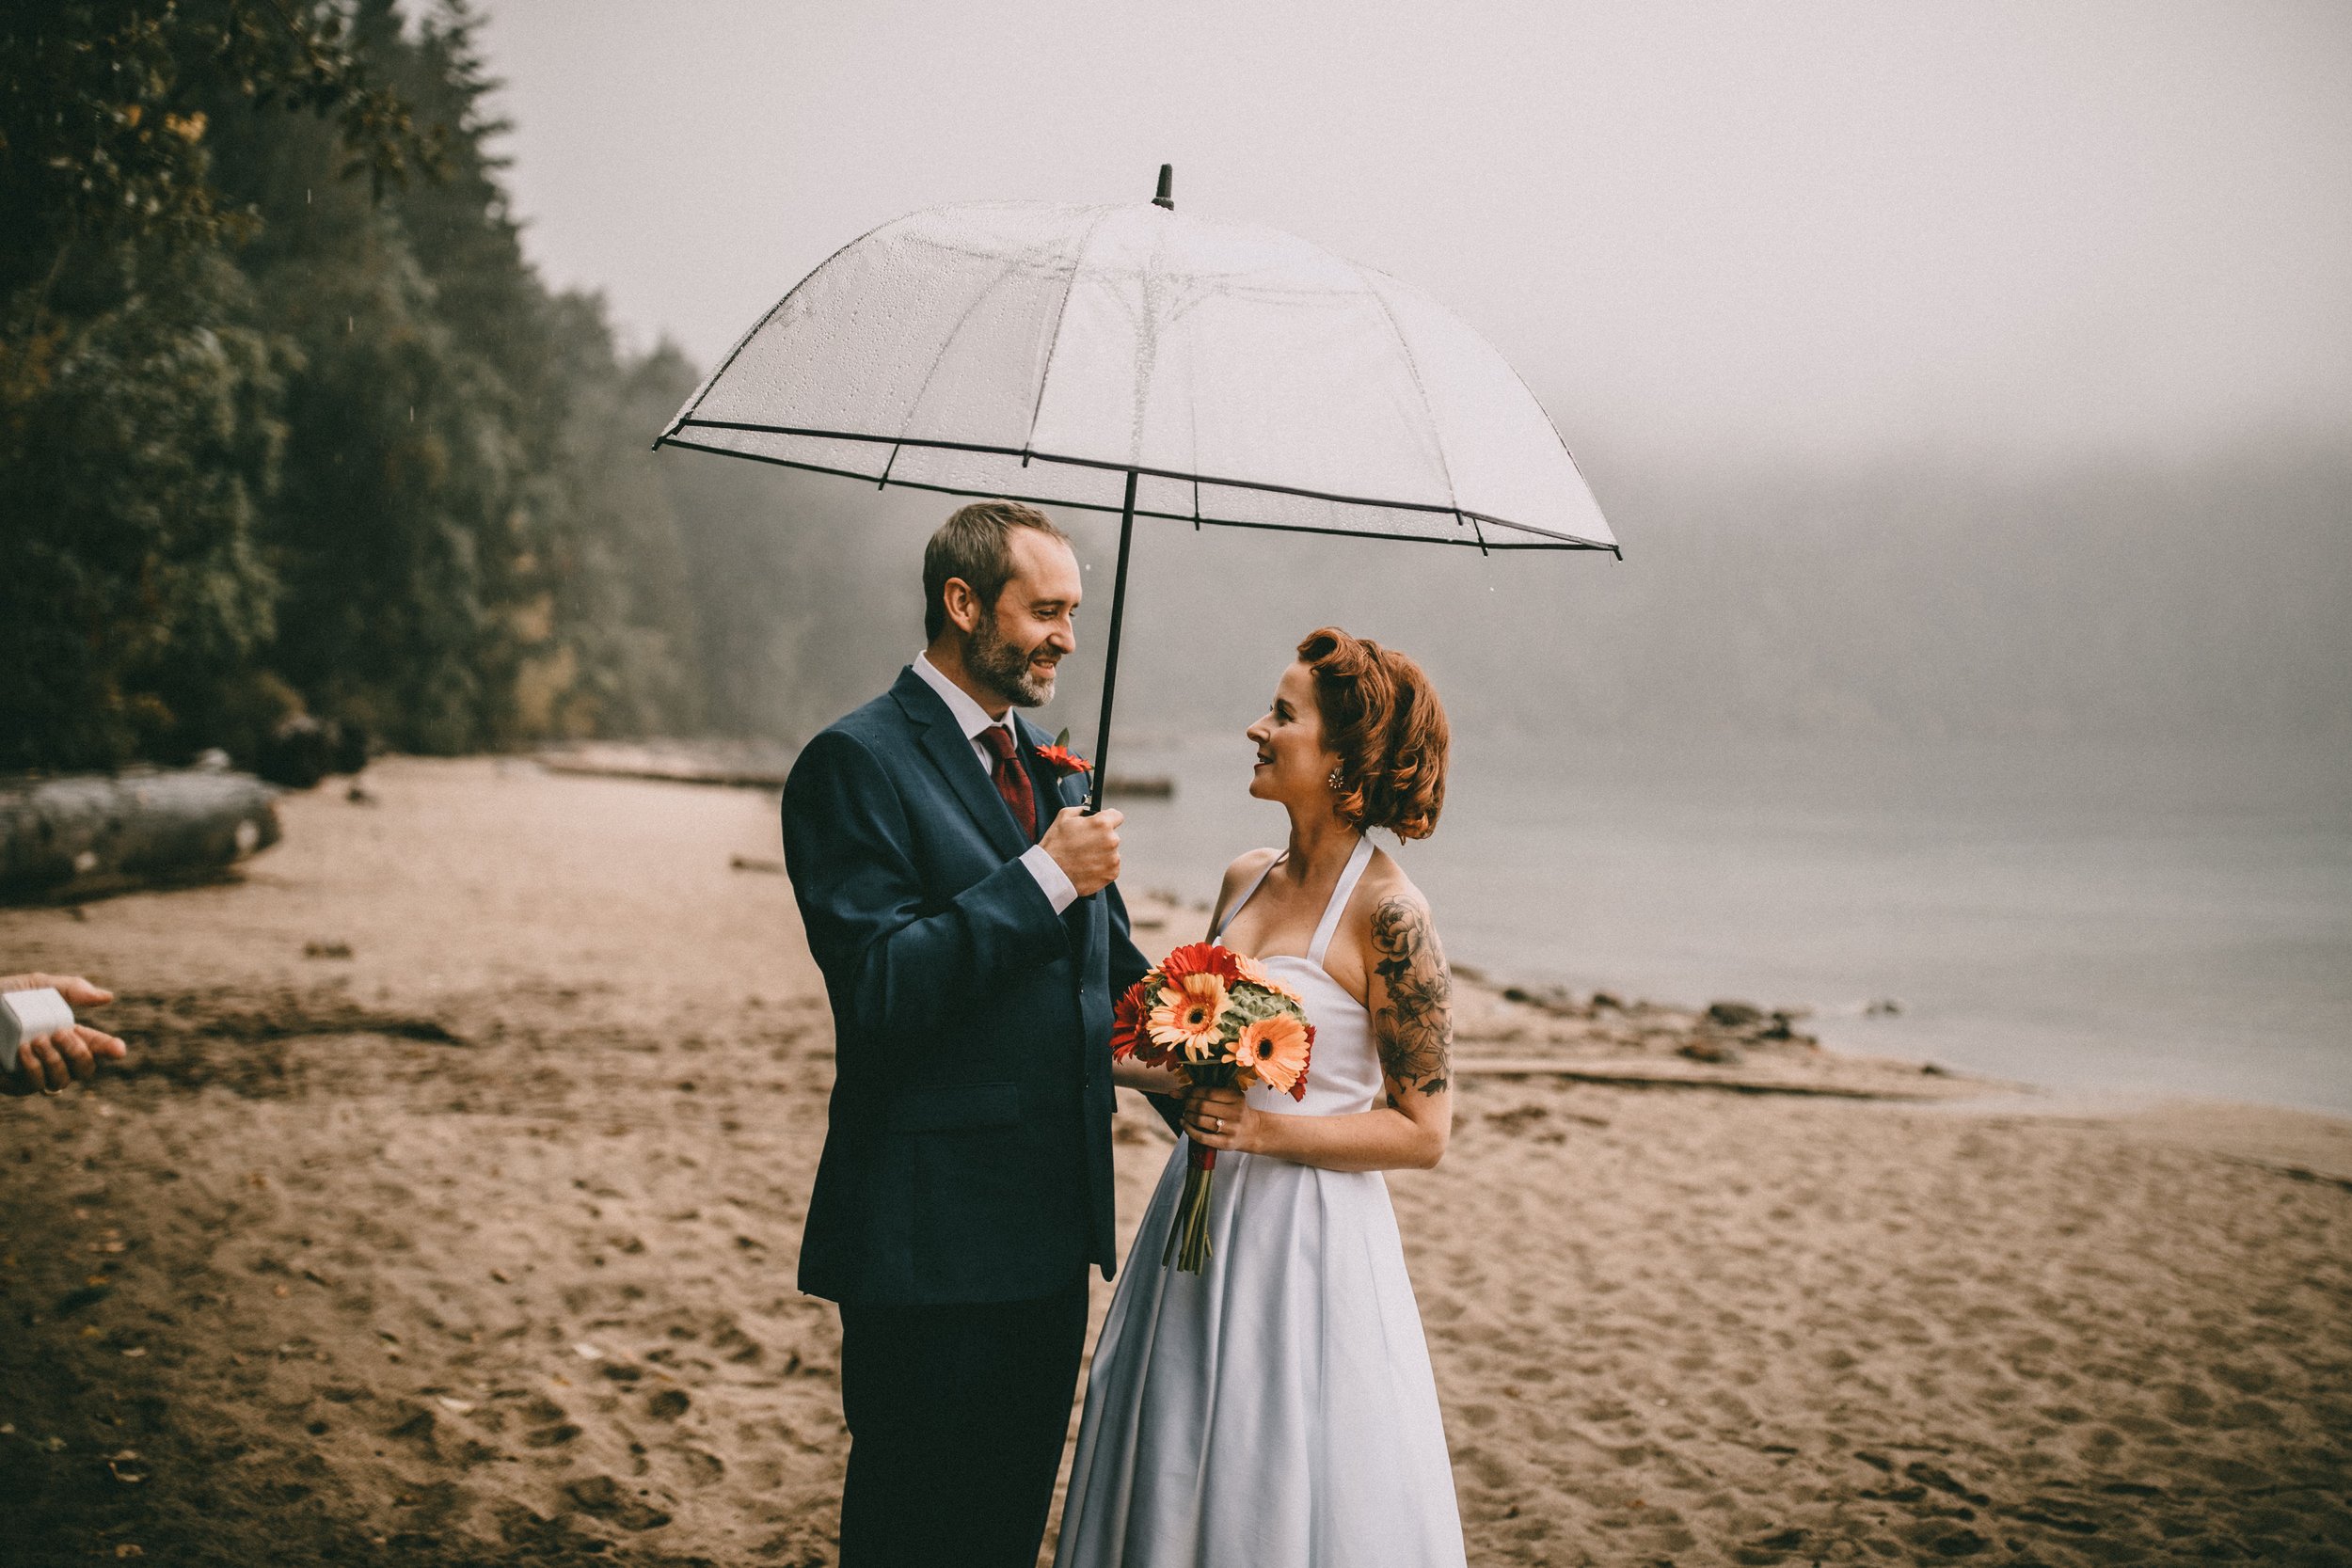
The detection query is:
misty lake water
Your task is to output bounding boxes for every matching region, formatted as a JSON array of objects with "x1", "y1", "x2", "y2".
[{"x1": 1103, "y1": 735, "x2": 2352, "y2": 1117}]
